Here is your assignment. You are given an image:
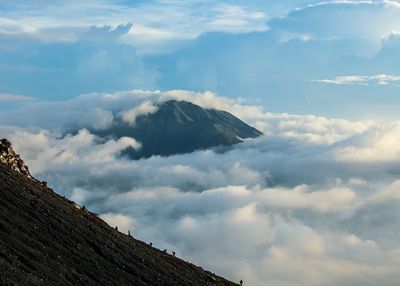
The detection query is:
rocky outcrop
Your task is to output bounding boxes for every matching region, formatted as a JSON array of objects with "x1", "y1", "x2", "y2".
[{"x1": 0, "y1": 138, "x2": 33, "y2": 179}]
